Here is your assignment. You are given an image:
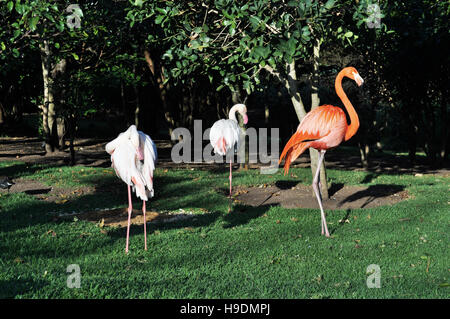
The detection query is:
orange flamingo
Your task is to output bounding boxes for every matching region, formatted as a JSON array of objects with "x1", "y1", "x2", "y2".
[{"x1": 279, "y1": 67, "x2": 364, "y2": 237}]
